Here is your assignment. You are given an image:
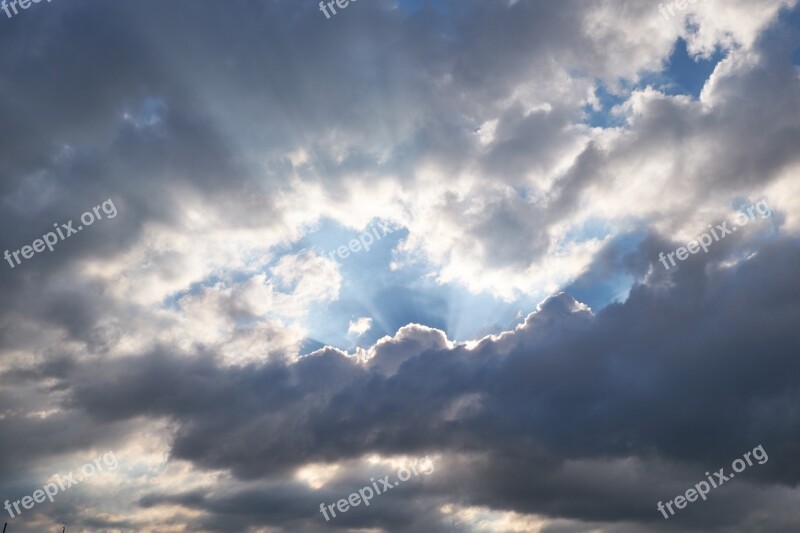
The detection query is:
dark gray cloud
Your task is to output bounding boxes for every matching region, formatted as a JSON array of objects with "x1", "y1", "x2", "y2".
[{"x1": 19, "y1": 236, "x2": 792, "y2": 531}]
